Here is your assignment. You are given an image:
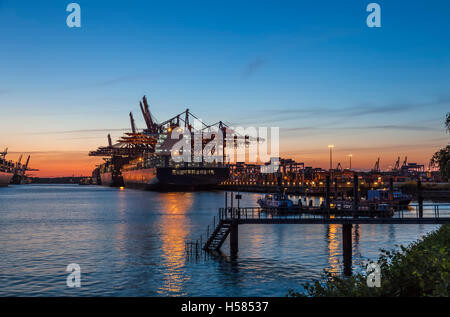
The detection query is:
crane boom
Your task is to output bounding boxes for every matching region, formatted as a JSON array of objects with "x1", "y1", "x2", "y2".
[
  {"x1": 24, "y1": 155, "x2": 30, "y2": 170},
  {"x1": 129, "y1": 112, "x2": 136, "y2": 134}
]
